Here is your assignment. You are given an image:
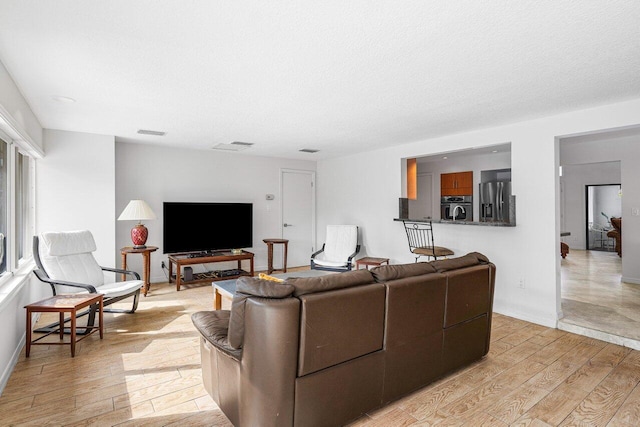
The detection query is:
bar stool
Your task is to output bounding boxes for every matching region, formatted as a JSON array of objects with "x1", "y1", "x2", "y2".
[{"x1": 263, "y1": 238, "x2": 289, "y2": 274}]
